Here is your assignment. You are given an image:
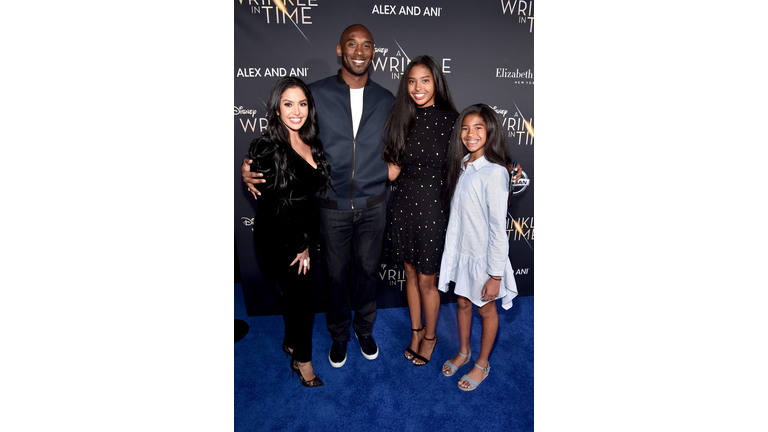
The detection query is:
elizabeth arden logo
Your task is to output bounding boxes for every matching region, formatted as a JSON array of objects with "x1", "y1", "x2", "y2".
[
  {"x1": 500, "y1": 0, "x2": 534, "y2": 32},
  {"x1": 496, "y1": 68, "x2": 533, "y2": 79},
  {"x1": 495, "y1": 68, "x2": 533, "y2": 85}
]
